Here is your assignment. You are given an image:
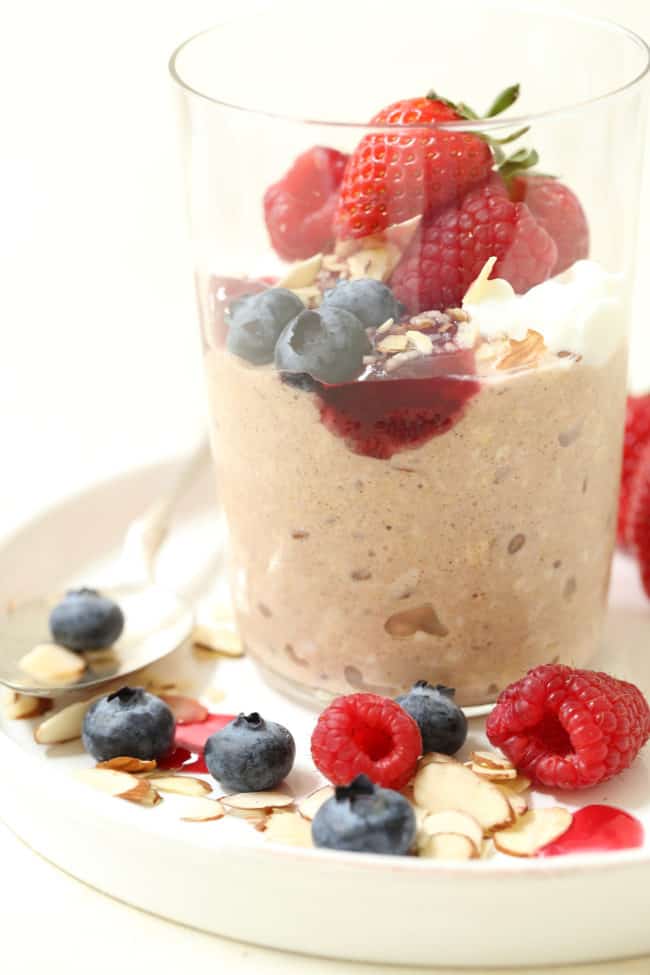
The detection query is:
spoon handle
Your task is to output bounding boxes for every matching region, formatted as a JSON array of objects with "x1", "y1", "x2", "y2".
[{"x1": 120, "y1": 438, "x2": 212, "y2": 584}]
